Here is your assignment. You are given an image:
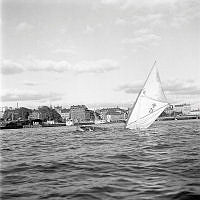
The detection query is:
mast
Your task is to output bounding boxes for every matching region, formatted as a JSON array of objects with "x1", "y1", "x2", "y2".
[
  {"x1": 125, "y1": 89, "x2": 142, "y2": 128},
  {"x1": 142, "y1": 61, "x2": 157, "y2": 88}
]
